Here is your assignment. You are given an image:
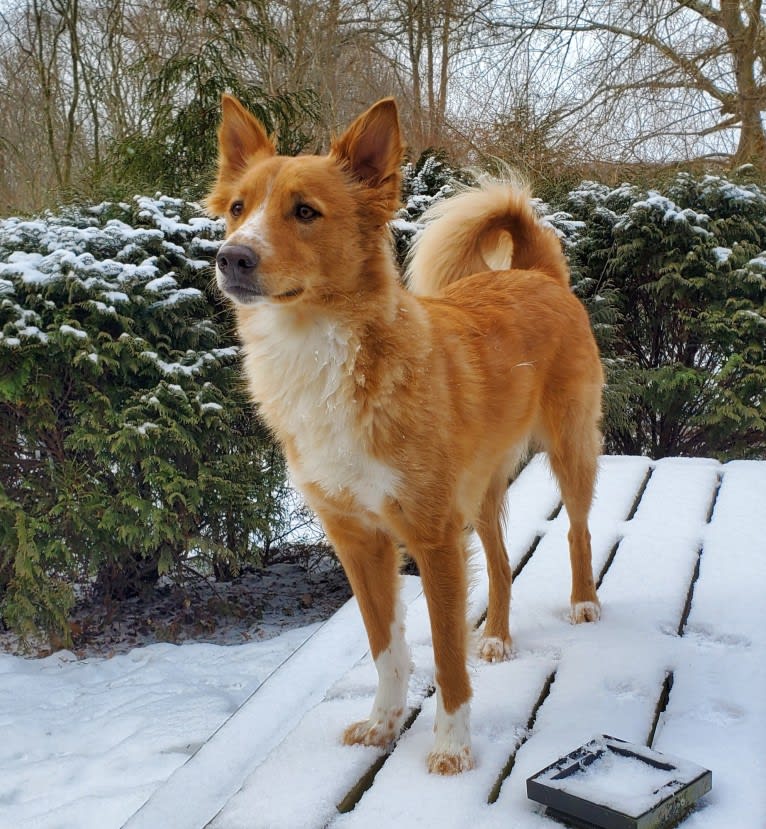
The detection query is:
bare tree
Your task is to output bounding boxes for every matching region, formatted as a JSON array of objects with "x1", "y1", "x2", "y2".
[
  {"x1": 2, "y1": 0, "x2": 764, "y2": 214},
  {"x1": 0, "y1": 1, "x2": 79, "y2": 191},
  {"x1": 0, "y1": 0, "x2": 138, "y2": 208},
  {"x1": 378, "y1": 0, "x2": 495, "y2": 151},
  {"x1": 486, "y1": 0, "x2": 766, "y2": 167},
  {"x1": 258, "y1": 1, "x2": 395, "y2": 145}
]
